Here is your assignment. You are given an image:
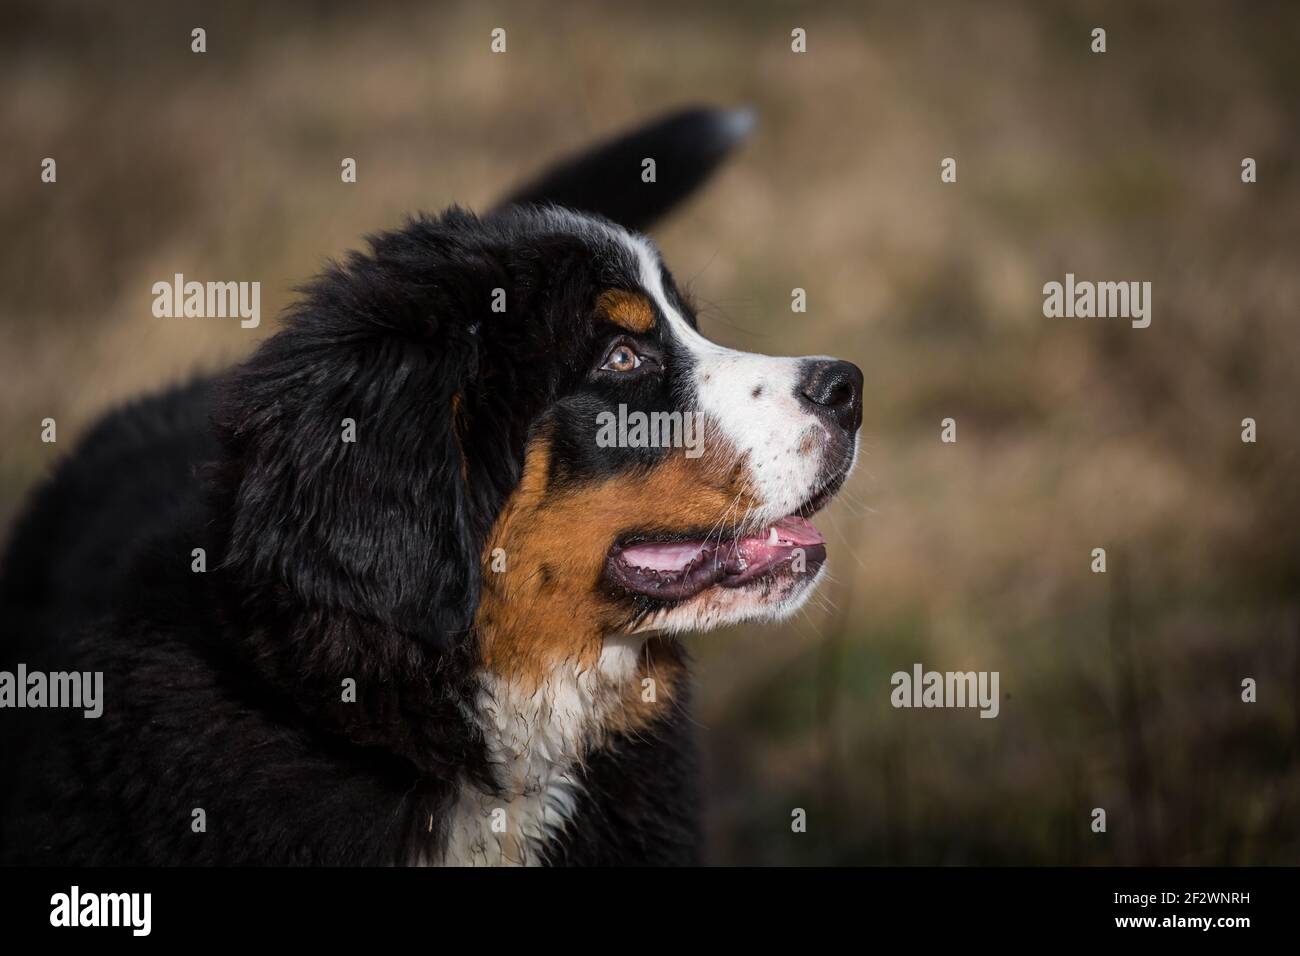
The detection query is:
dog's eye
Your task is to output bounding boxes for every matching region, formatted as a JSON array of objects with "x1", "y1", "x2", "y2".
[{"x1": 601, "y1": 343, "x2": 642, "y2": 373}]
